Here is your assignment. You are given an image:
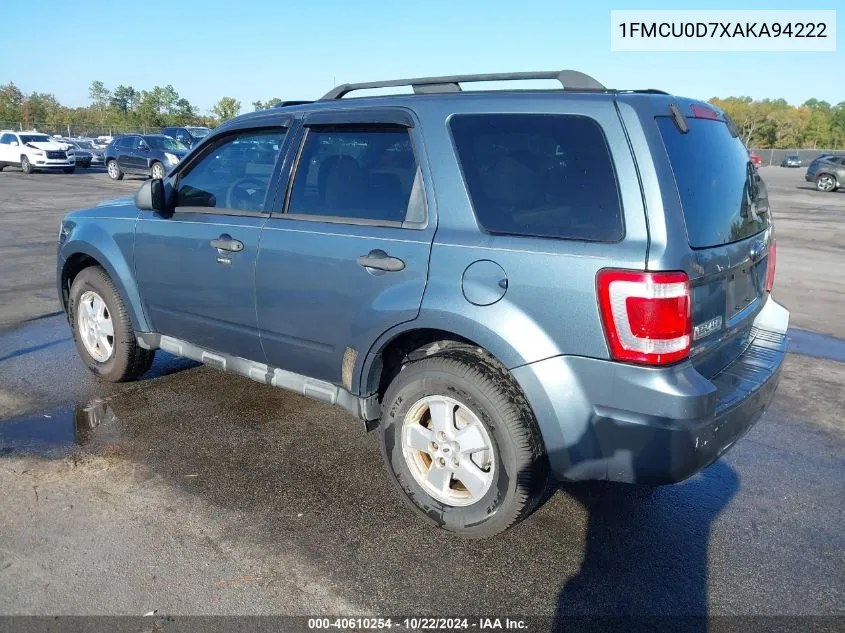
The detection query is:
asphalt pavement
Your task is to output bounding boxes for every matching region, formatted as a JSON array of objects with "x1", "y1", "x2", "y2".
[{"x1": 0, "y1": 166, "x2": 843, "y2": 621}]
